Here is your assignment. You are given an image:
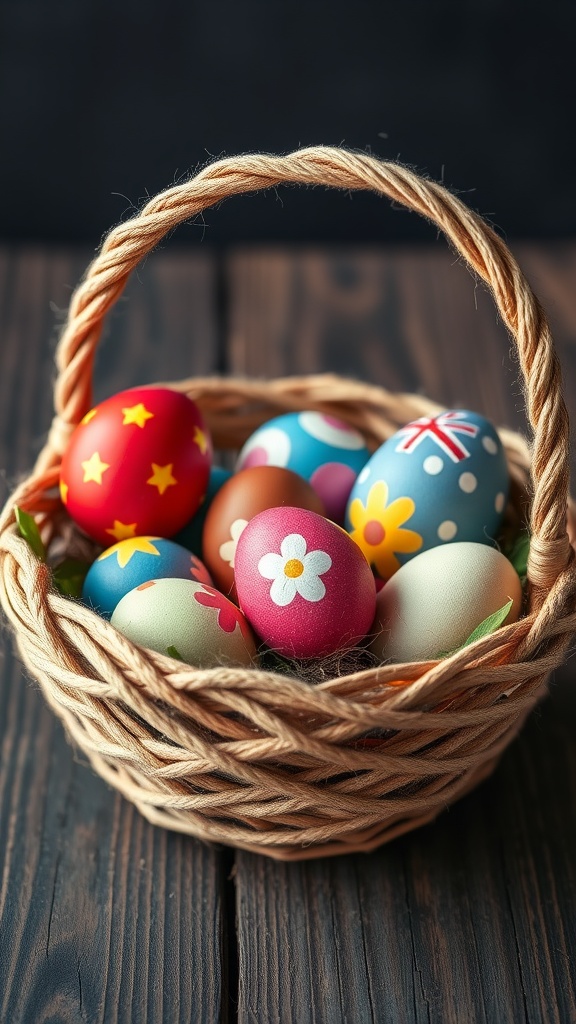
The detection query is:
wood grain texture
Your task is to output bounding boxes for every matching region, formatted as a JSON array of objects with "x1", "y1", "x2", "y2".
[
  {"x1": 226, "y1": 246, "x2": 526, "y2": 433},
  {"x1": 236, "y1": 679, "x2": 576, "y2": 1024},
  {"x1": 228, "y1": 243, "x2": 576, "y2": 1024},
  {"x1": 2, "y1": 242, "x2": 576, "y2": 1023},
  {"x1": 0, "y1": 246, "x2": 227, "y2": 1023}
]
